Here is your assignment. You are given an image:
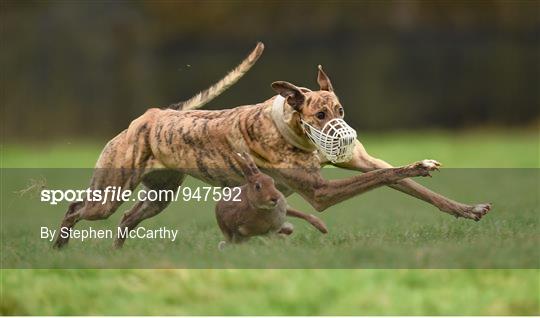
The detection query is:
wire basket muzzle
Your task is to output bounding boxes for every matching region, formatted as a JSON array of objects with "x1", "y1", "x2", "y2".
[{"x1": 302, "y1": 118, "x2": 357, "y2": 163}]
